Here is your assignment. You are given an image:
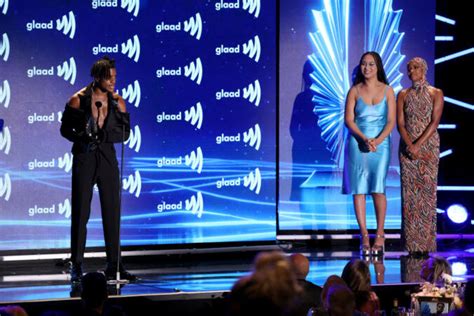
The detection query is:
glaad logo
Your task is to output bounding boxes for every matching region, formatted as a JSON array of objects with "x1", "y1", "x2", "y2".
[
  {"x1": 0, "y1": 0, "x2": 8, "y2": 15},
  {"x1": 57, "y1": 57, "x2": 77, "y2": 85},
  {"x1": 27, "y1": 153, "x2": 72, "y2": 172},
  {"x1": 0, "y1": 173, "x2": 11, "y2": 201},
  {"x1": 184, "y1": 58, "x2": 203, "y2": 84},
  {"x1": 156, "y1": 58, "x2": 203, "y2": 85},
  {"x1": 1, "y1": 33, "x2": 10, "y2": 61},
  {"x1": 25, "y1": 11, "x2": 76, "y2": 39},
  {"x1": 125, "y1": 125, "x2": 141, "y2": 152},
  {"x1": 58, "y1": 198, "x2": 71, "y2": 218},
  {"x1": 184, "y1": 13, "x2": 203, "y2": 40},
  {"x1": 156, "y1": 102, "x2": 203, "y2": 129},
  {"x1": 243, "y1": 124, "x2": 261, "y2": 150},
  {"x1": 185, "y1": 147, "x2": 204, "y2": 174},
  {"x1": 123, "y1": 170, "x2": 141, "y2": 198},
  {"x1": 244, "y1": 168, "x2": 261, "y2": 194},
  {"x1": 216, "y1": 124, "x2": 261, "y2": 150},
  {"x1": 121, "y1": 0, "x2": 139, "y2": 17},
  {"x1": 216, "y1": 177, "x2": 241, "y2": 189},
  {"x1": 0, "y1": 79, "x2": 10, "y2": 108},
  {"x1": 121, "y1": 35, "x2": 140, "y2": 62},
  {"x1": 215, "y1": 0, "x2": 260, "y2": 18},
  {"x1": 28, "y1": 199, "x2": 71, "y2": 218},
  {"x1": 243, "y1": 80, "x2": 261, "y2": 106},
  {"x1": 156, "y1": 147, "x2": 204, "y2": 174},
  {"x1": 156, "y1": 192, "x2": 204, "y2": 218},
  {"x1": 91, "y1": 0, "x2": 139, "y2": 17},
  {"x1": 0, "y1": 126, "x2": 11, "y2": 154},
  {"x1": 92, "y1": 0, "x2": 118, "y2": 9},
  {"x1": 156, "y1": 13, "x2": 202, "y2": 40},
  {"x1": 58, "y1": 153, "x2": 73, "y2": 173},
  {"x1": 215, "y1": 35, "x2": 261, "y2": 62},
  {"x1": 26, "y1": 58, "x2": 76, "y2": 85},
  {"x1": 27, "y1": 111, "x2": 62, "y2": 124},
  {"x1": 242, "y1": 35, "x2": 261, "y2": 62},
  {"x1": 56, "y1": 11, "x2": 76, "y2": 39},
  {"x1": 243, "y1": 0, "x2": 261, "y2": 18},
  {"x1": 120, "y1": 80, "x2": 141, "y2": 108},
  {"x1": 186, "y1": 191, "x2": 204, "y2": 218},
  {"x1": 184, "y1": 102, "x2": 203, "y2": 129},
  {"x1": 216, "y1": 80, "x2": 261, "y2": 106}
]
